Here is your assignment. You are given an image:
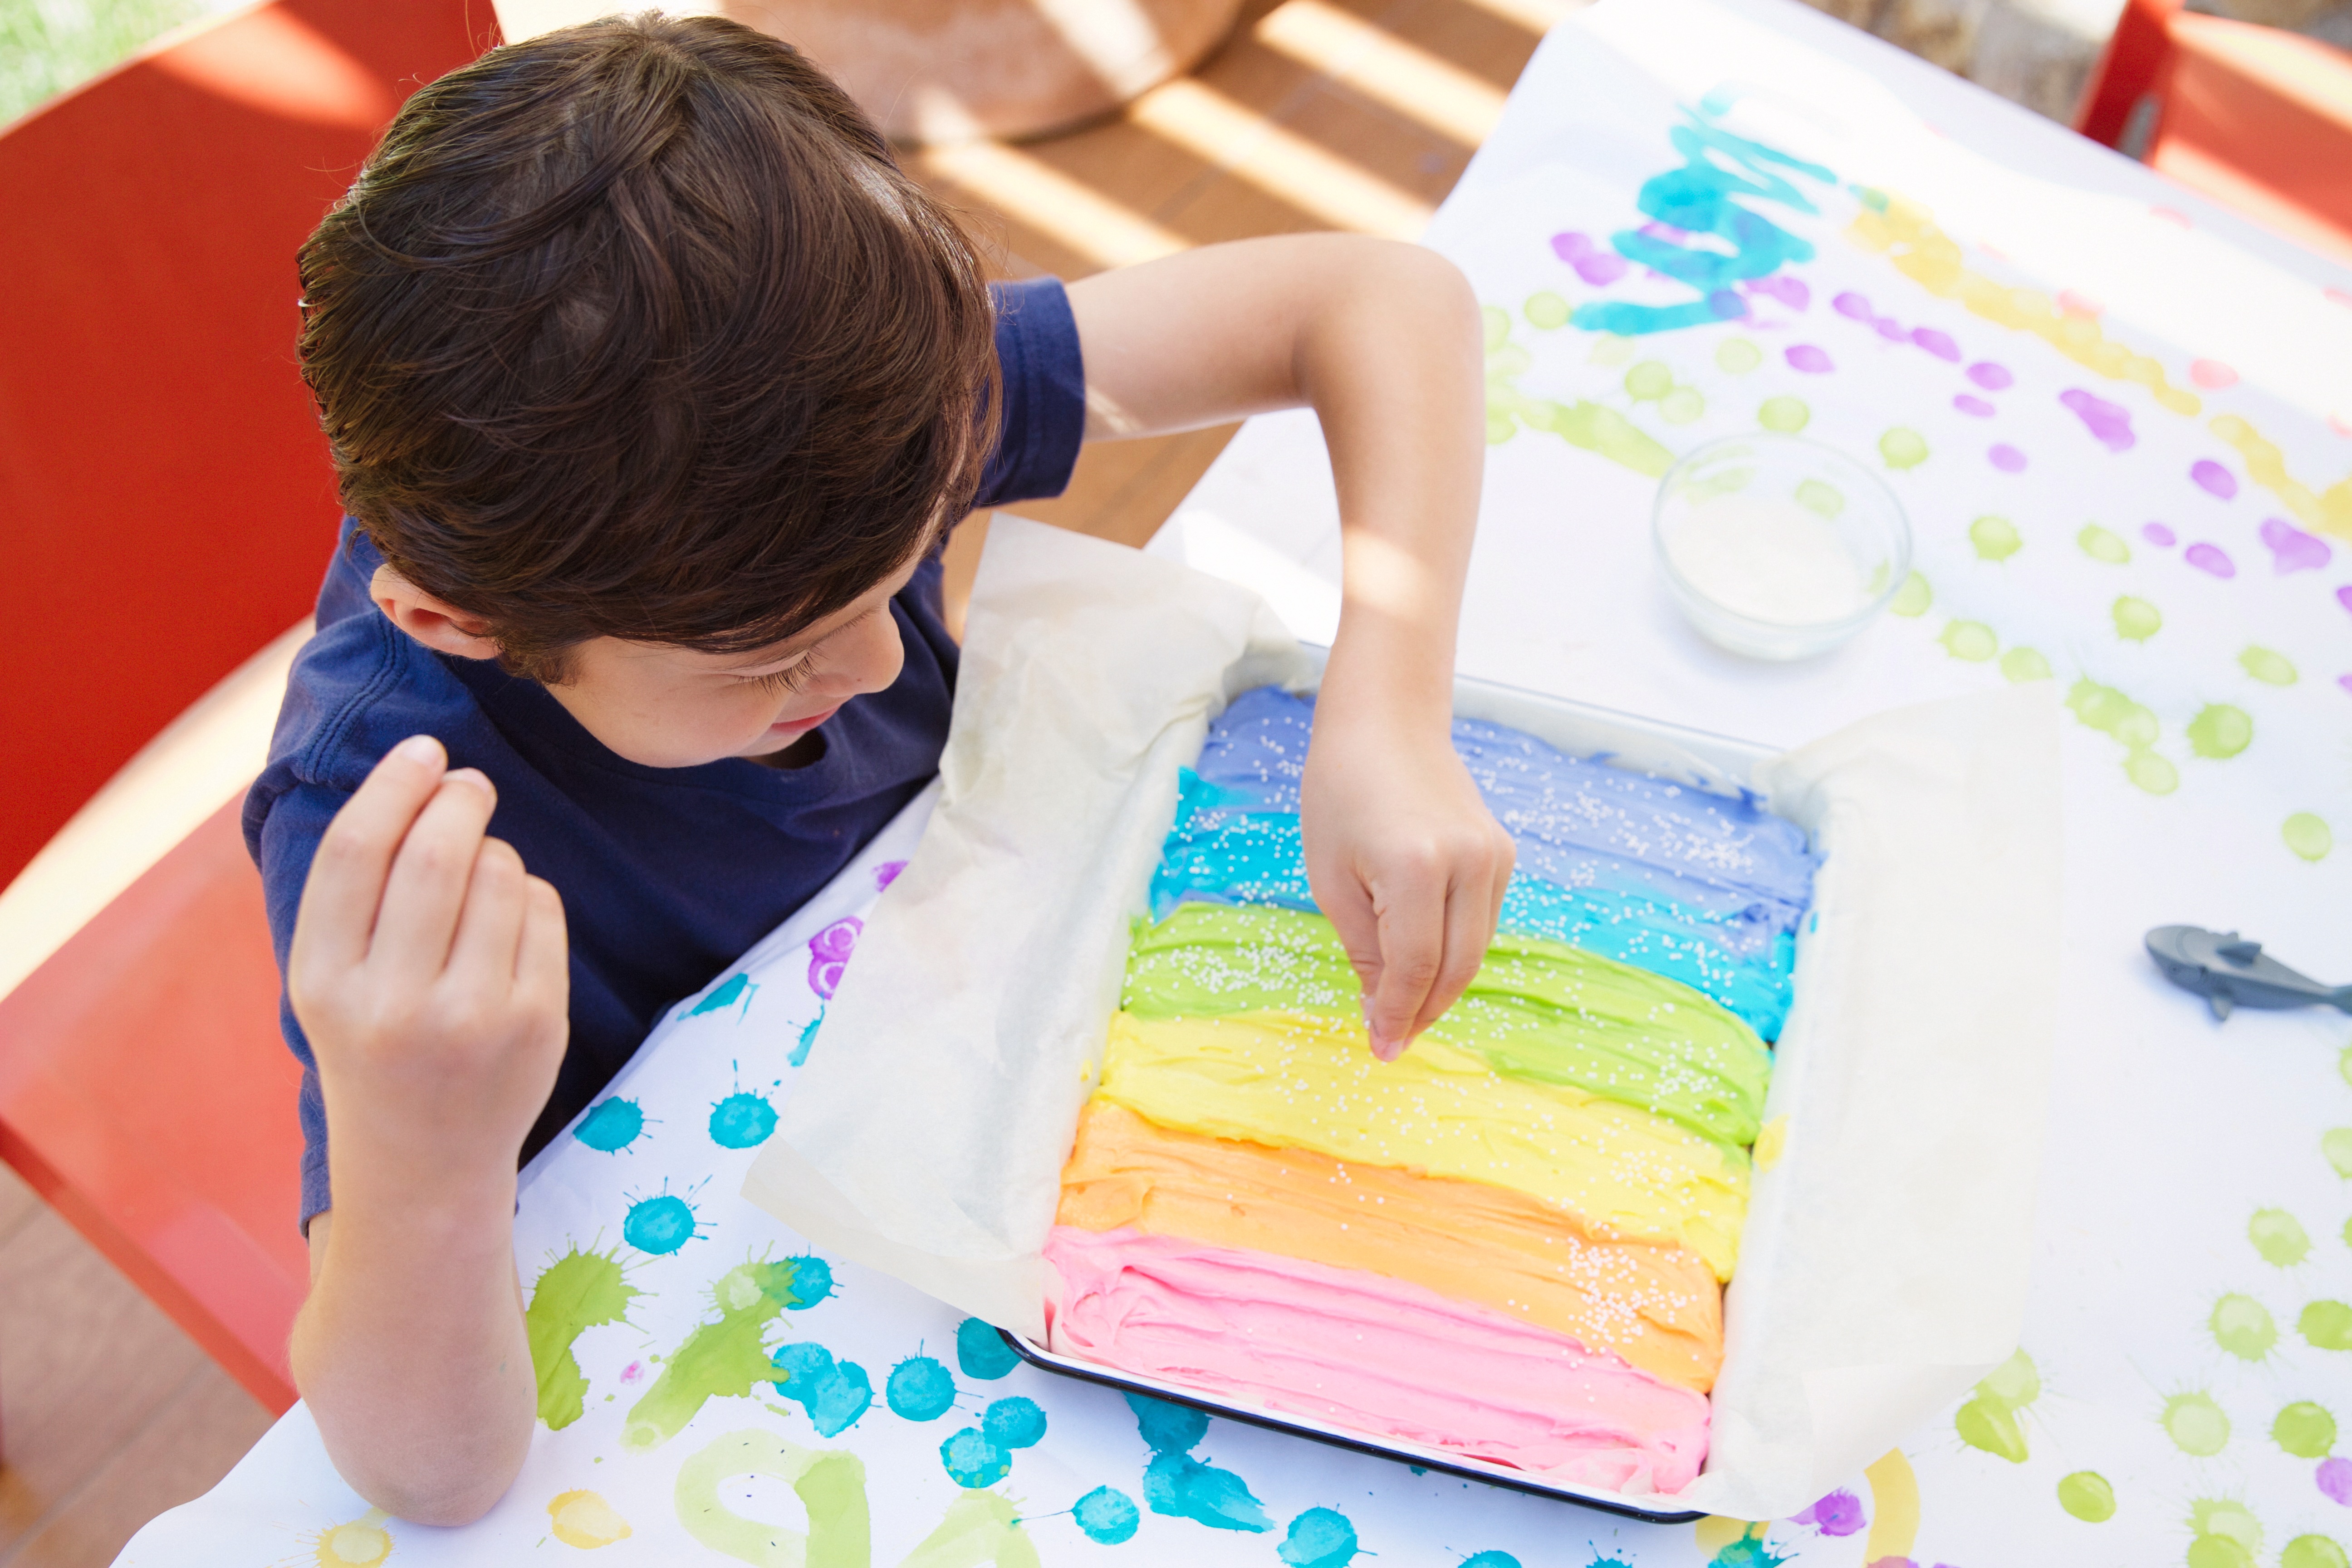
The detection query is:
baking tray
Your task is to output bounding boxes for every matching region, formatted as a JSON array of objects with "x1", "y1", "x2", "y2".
[{"x1": 1003, "y1": 659, "x2": 1797, "y2": 1524}]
